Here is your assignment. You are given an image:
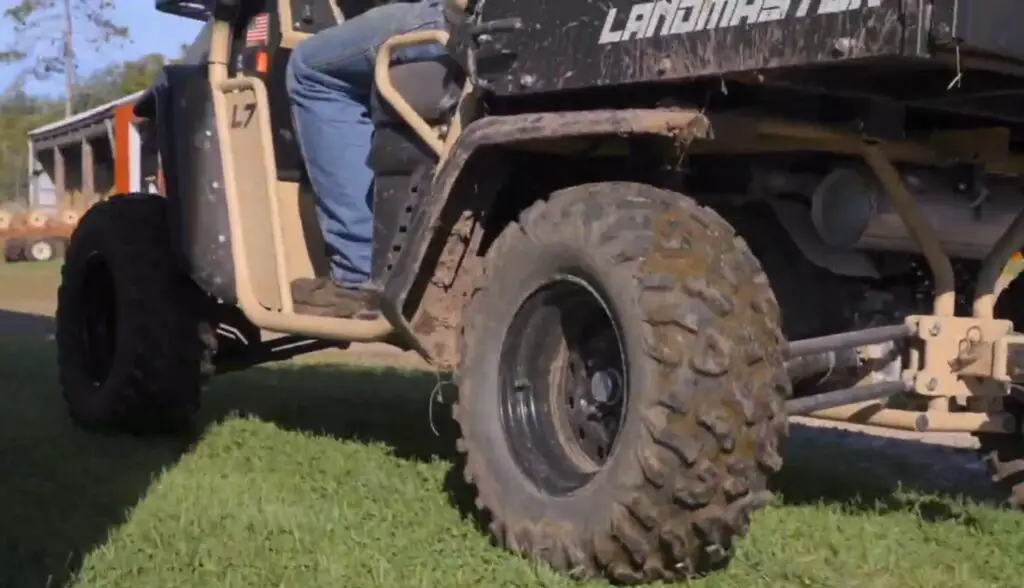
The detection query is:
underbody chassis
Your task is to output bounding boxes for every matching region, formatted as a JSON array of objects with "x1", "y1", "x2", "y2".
[{"x1": 676, "y1": 112, "x2": 1024, "y2": 436}]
